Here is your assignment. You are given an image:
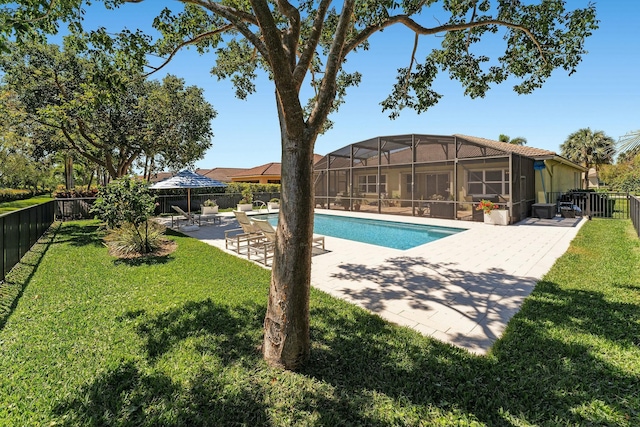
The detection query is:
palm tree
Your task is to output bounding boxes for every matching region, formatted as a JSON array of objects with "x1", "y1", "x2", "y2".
[
  {"x1": 618, "y1": 130, "x2": 640, "y2": 160},
  {"x1": 560, "y1": 128, "x2": 615, "y2": 188},
  {"x1": 498, "y1": 134, "x2": 527, "y2": 145}
]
